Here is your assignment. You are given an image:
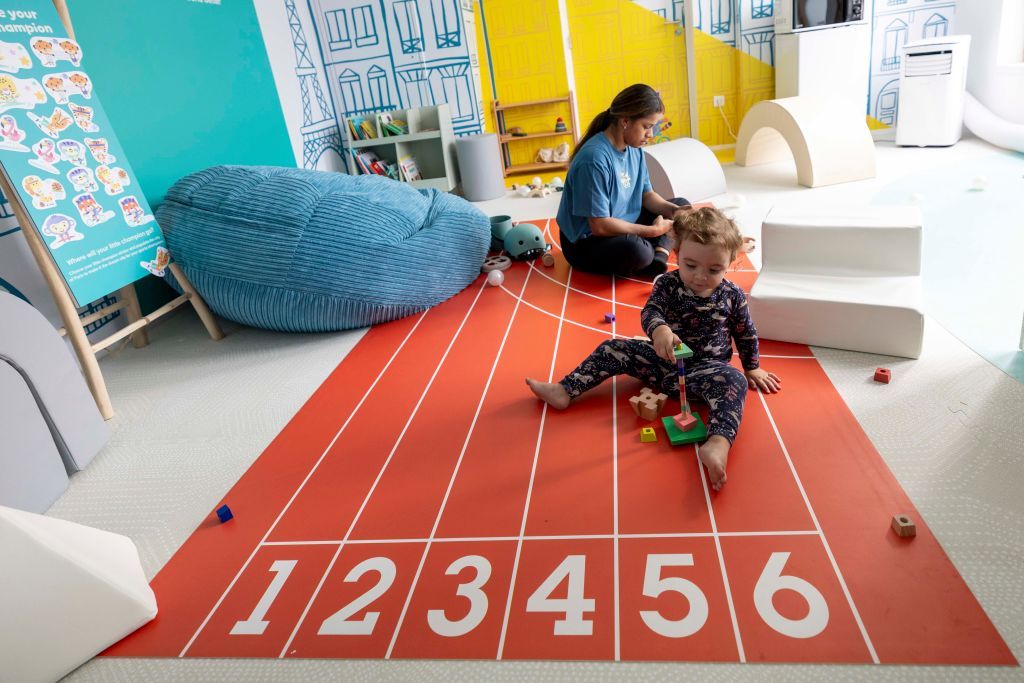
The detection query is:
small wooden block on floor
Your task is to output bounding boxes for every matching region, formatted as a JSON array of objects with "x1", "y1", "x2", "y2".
[{"x1": 891, "y1": 514, "x2": 916, "y2": 537}]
